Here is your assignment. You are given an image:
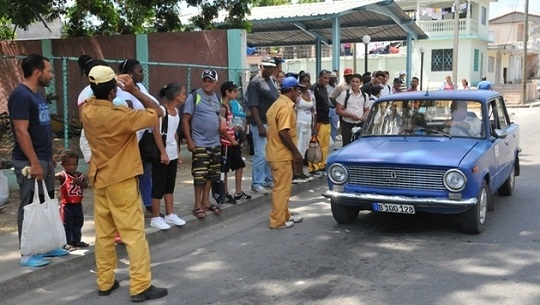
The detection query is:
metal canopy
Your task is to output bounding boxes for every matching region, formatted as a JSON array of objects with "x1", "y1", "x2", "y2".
[{"x1": 247, "y1": 0, "x2": 428, "y2": 47}]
